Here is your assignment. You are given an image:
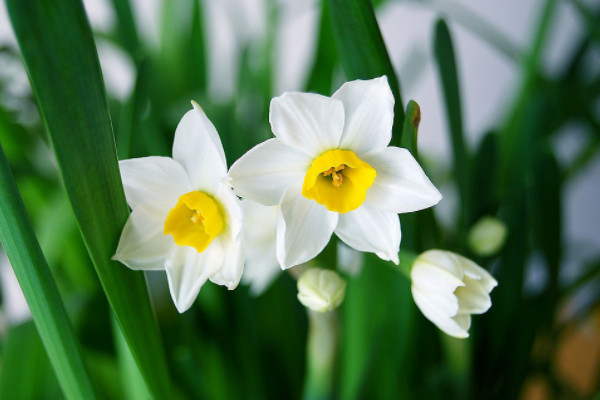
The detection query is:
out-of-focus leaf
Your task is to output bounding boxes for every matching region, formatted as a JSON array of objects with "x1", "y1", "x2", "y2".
[
  {"x1": 305, "y1": 0, "x2": 337, "y2": 94},
  {"x1": 117, "y1": 59, "x2": 169, "y2": 159},
  {"x1": 113, "y1": 317, "x2": 151, "y2": 400},
  {"x1": 108, "y1": 0, "x2": 141, "y2": 58},
  {"x1": 469, "y1": 132, "x2": 499, "y2": 221},
  {"x1": 5, "y1": 0, "x2": 173, "y2": 397},
  {"x1": 328, "y1": 0, "x2": 405, "y2": 145},
  {"x1": 339, "y1": 255, "x2": 414, "y2": 400},
  {"x1": 0, "y1": 145, "x2": 97, "y2": 399},
  {"x1": 155, "y1": 0, "x2": 206, "y2": 104},
  {"x1": 0, "y1": 321, "x2": 63, "y2": 400},
  {"x1": 433, "y1": 19, "x2": 469, "y2": 240}
]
